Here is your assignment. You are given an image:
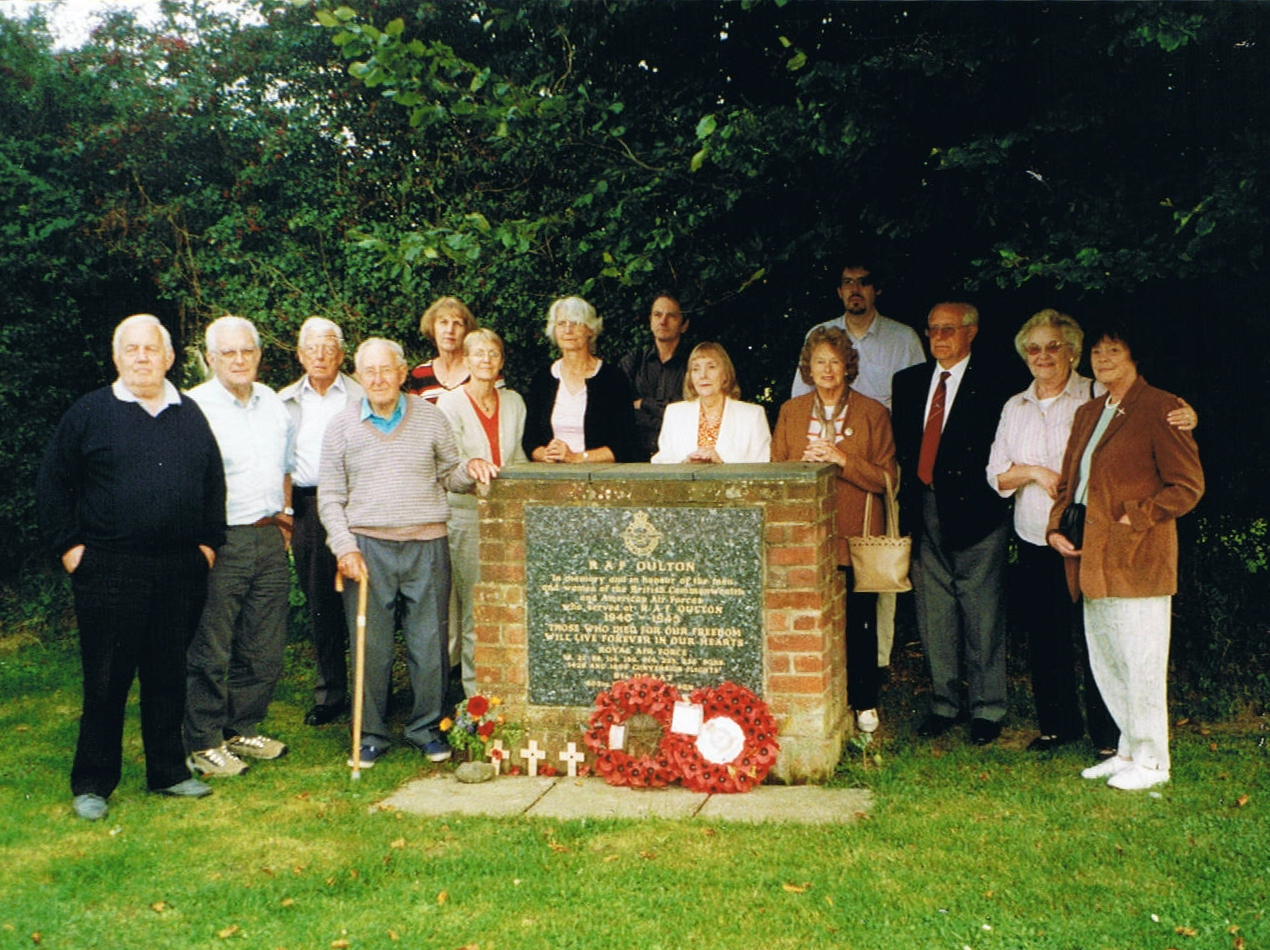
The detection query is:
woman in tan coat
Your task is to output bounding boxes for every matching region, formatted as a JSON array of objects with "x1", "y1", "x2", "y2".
[
  {"x1": 773, "y1": 326, "x2": 896, "y2": 734},
  {"x1": 1048, "y1": 324, "x2": 1204, "y2": 791}
]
